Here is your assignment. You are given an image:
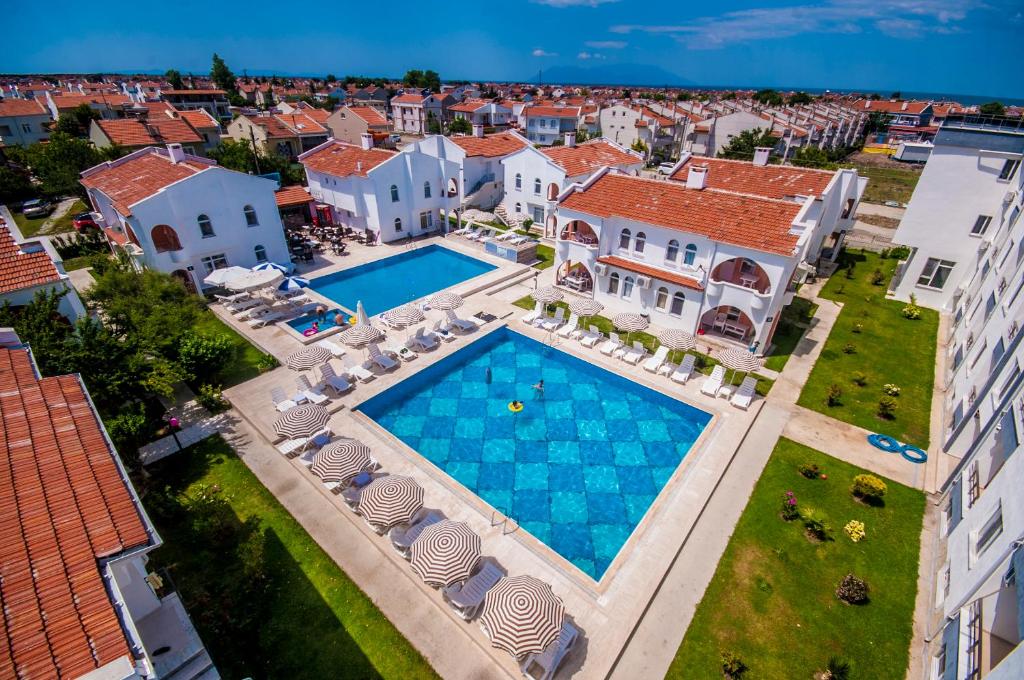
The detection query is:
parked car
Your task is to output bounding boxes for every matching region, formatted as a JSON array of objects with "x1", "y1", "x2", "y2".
[
  {"x1": 388, "y1": 134, "x2": 402, "y2": 145},
  {"x1": 72, "y1": 212, "x2": 98, "y2": 232},
  {"x1": 22, "y1": 198, "x2": 53, "y2": 218},
  {"x1": 657, "y1": 162, "x2": 676, "y2": 175}
]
